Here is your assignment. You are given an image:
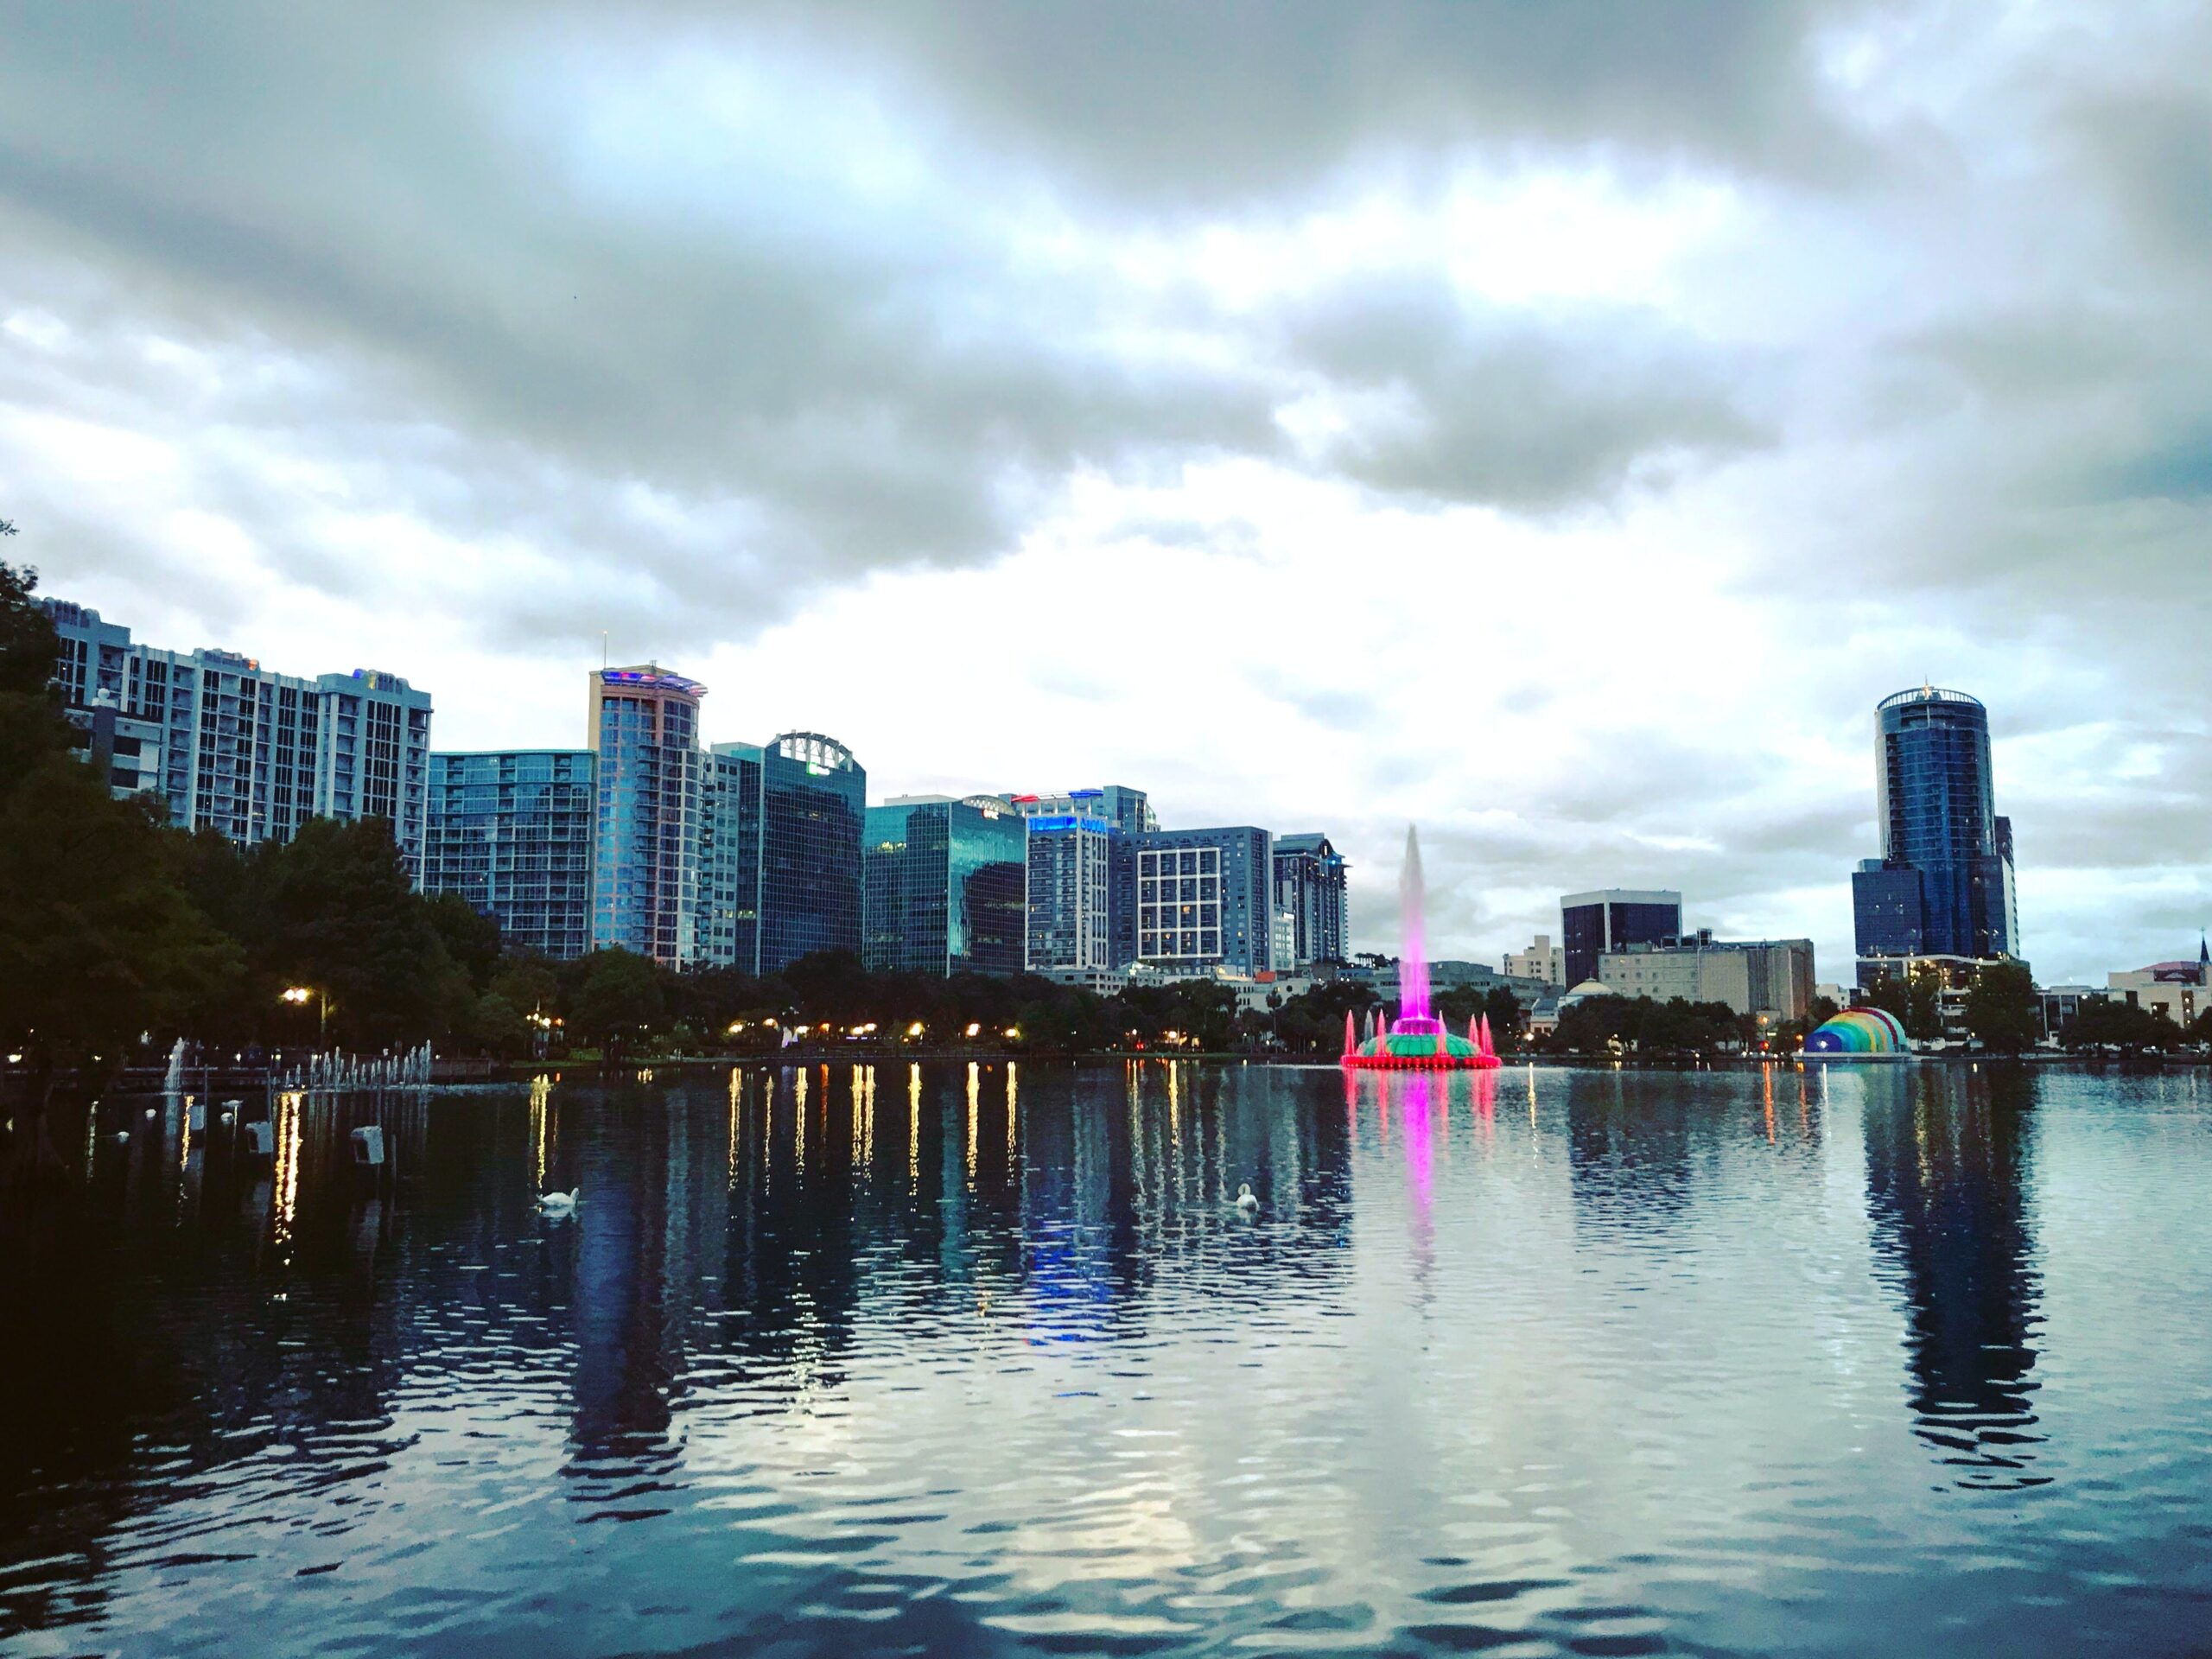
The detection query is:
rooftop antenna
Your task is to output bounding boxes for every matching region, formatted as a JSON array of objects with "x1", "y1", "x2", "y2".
[{"x1": 601, "y1": 630, "x2": 608, "y2": 670}]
